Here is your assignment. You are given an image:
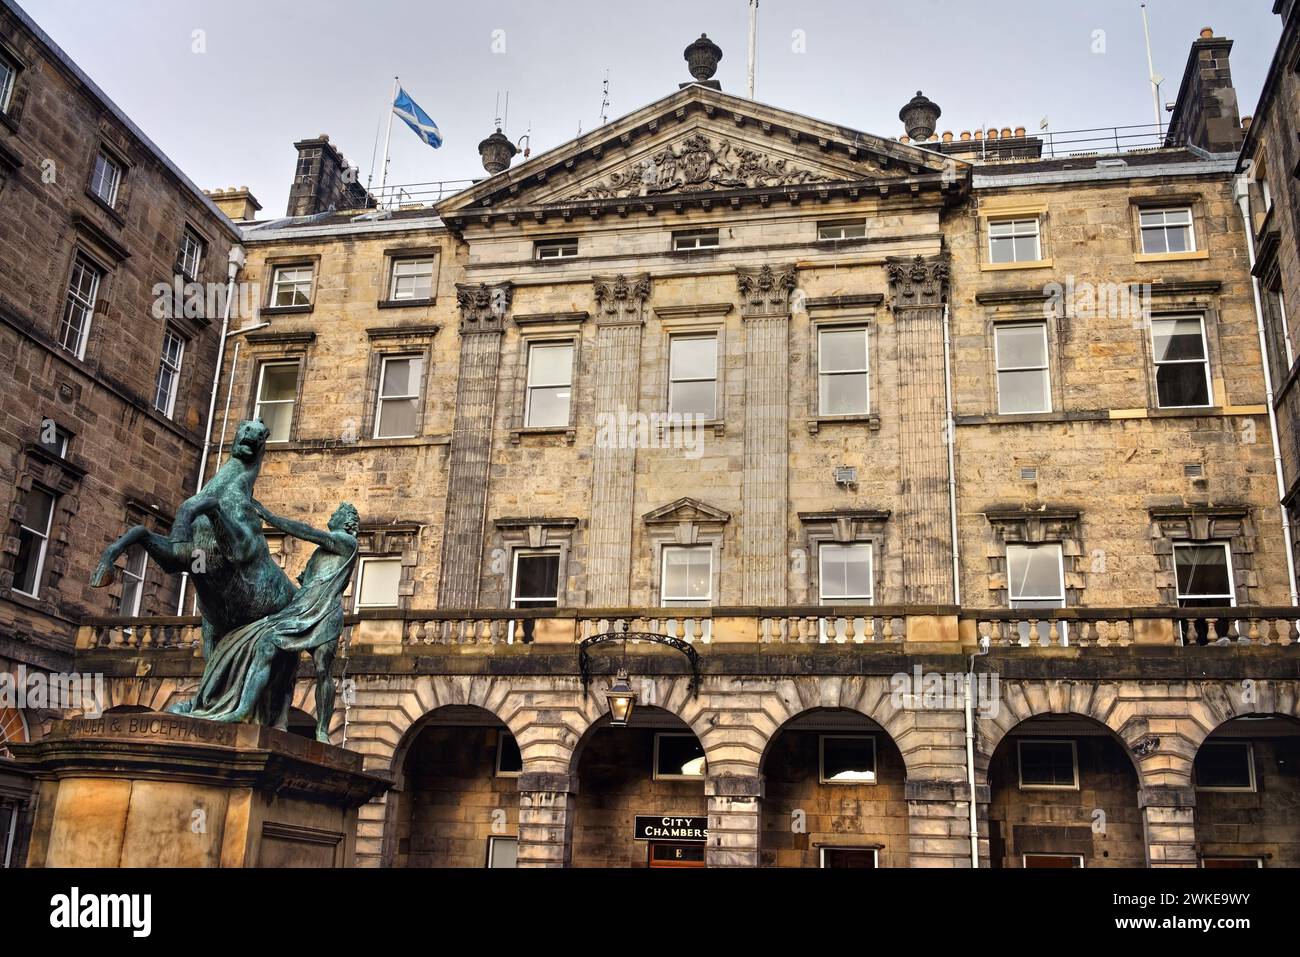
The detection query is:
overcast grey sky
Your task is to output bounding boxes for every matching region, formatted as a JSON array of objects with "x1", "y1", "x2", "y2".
[{"x1": 19, "y1": 0, "x2": 1282, "y2": 217}]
